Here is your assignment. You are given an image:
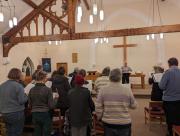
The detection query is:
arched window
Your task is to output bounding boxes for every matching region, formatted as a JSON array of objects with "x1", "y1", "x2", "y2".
[{"x1": 22, "y1": 57, "x2": 35, "y2": 76}]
